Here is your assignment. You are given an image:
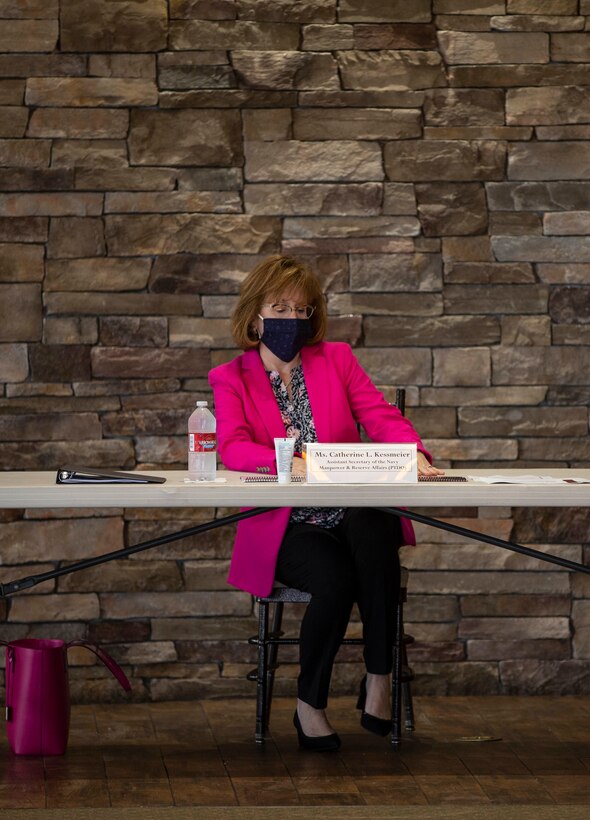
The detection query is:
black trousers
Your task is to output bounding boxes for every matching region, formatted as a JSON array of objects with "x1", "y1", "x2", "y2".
[{"x1": 274, "y1": 507, "x2": 403, "y2": 710}]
